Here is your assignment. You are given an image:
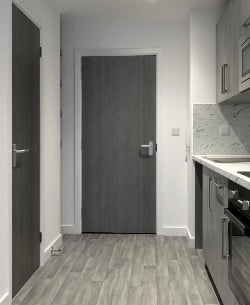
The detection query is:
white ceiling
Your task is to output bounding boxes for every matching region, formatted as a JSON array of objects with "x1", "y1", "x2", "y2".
[{"x1": 51, "y1": 0, "x2": 226, "y2": 22}]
